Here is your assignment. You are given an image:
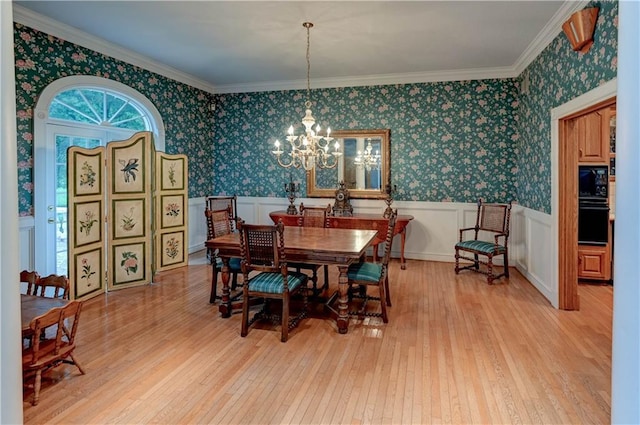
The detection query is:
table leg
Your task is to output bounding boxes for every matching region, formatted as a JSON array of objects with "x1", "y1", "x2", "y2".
[
  {"x1": 337, "y1": 264, "x2": 349, "y2": 334},
  {"x1": 400, "y1": 228, "x2": 407, "y2": 270},
  {"x1": 218, "y1": 257, "x2": 232, "y2": 318}
]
